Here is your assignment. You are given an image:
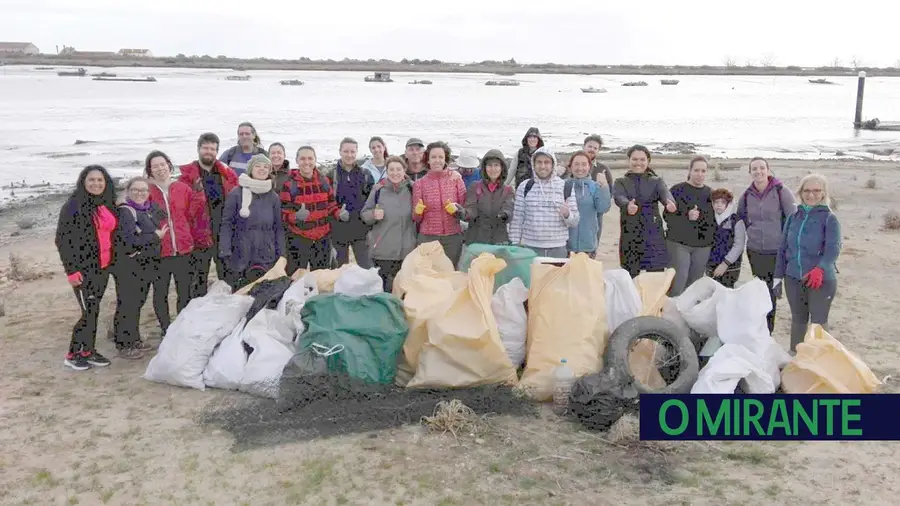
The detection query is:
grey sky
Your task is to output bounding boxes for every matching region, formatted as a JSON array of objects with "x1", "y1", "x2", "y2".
[{"x1": 6, "y1": 0, "x2": 899, "y2": 67}]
